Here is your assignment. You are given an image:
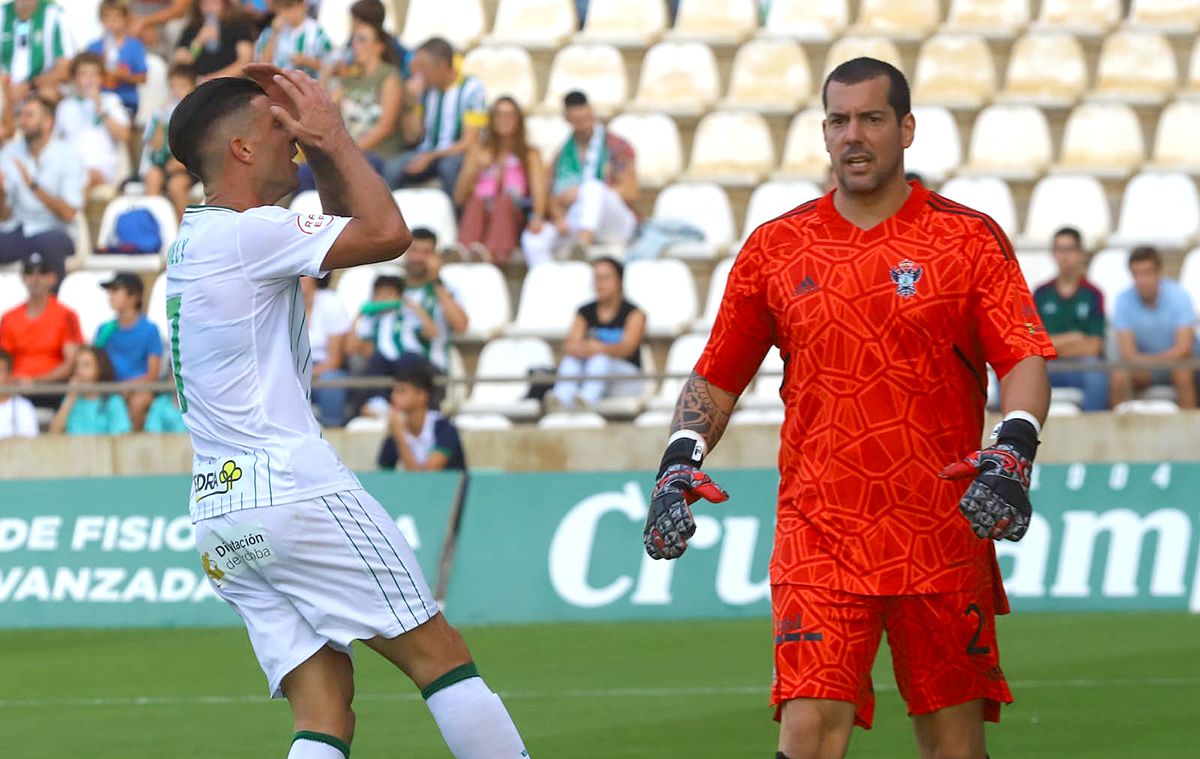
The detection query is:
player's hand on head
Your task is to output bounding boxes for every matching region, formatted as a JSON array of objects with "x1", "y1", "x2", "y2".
[
  {"x1": 643, "y1": 454, "x2": 729, "y2": 560},
  {"x1": 244, "y1": 65, "x2": 346, "y2": 149},
  {"x1": 939, "y1": 418, "x2": 1039, "y2": 542}
]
